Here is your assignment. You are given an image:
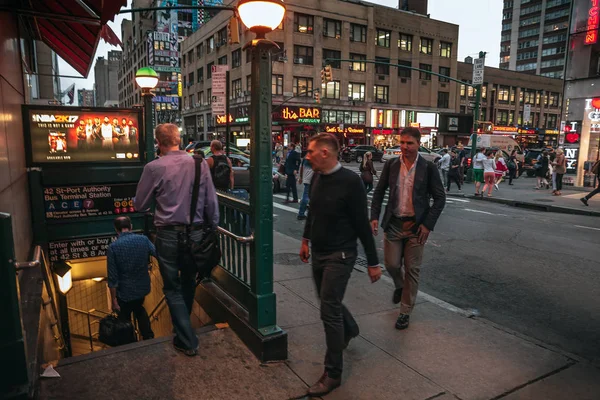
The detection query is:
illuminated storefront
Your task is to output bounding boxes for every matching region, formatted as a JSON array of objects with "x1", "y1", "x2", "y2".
[
  {"x1": 369, "y1": 109, "x2": 438, "y2": 148},
  {"x1": 324, "y1": 124, "x2": 367, "y2": 146},
  {"x1": 272, "y1": 105, "x2": 322, "y2": 149}
]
